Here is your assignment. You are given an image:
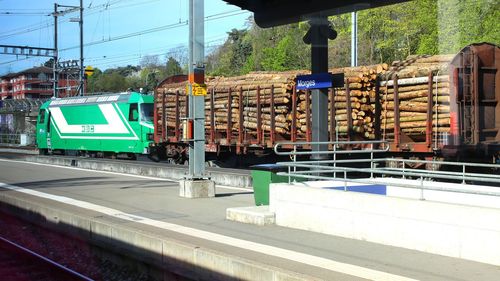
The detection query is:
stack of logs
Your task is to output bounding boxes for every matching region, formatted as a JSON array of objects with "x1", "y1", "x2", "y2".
[
  {"x1": 295, "y1": 64, "x2": 389, "y2": 139},
  {"x1": 379, "y1": 55, "x2": 453, "y2": 141},
  {"x1": 207, "y1": 73, "x2": 298, "y2": 136},
  {"x1": 155, "y1": 72, "x2": 300, "y2": 140},
  {"x1": 155, "y1": 54, "x2": 453, "y2": 144}
]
